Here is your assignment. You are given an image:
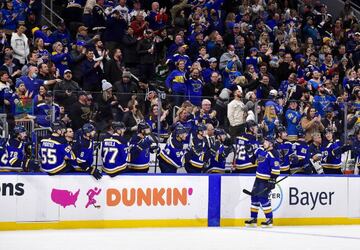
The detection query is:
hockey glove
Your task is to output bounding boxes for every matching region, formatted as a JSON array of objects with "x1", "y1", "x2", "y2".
[
  {"x1": 88, "y1": 166, "x2": 102, "y2": 180},
  {"x1": 268, "y1": 178, "x2": 276, "y2": 190},
  {"x1": 244, "y1": 144, "x2": 254, "y2": 154},
  {"x1": 289, "y1": 154, "x2": 299, "y2": 164},
  {"x1": 333, "y1": 145, "x2": 351, "y2": 156}
]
